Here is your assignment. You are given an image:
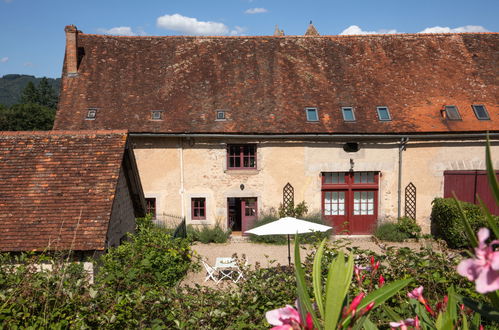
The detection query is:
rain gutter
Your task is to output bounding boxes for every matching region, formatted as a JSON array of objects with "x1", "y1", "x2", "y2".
[{"x1": 130, "y1": 133, "x2": 499, "y2": 140}]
